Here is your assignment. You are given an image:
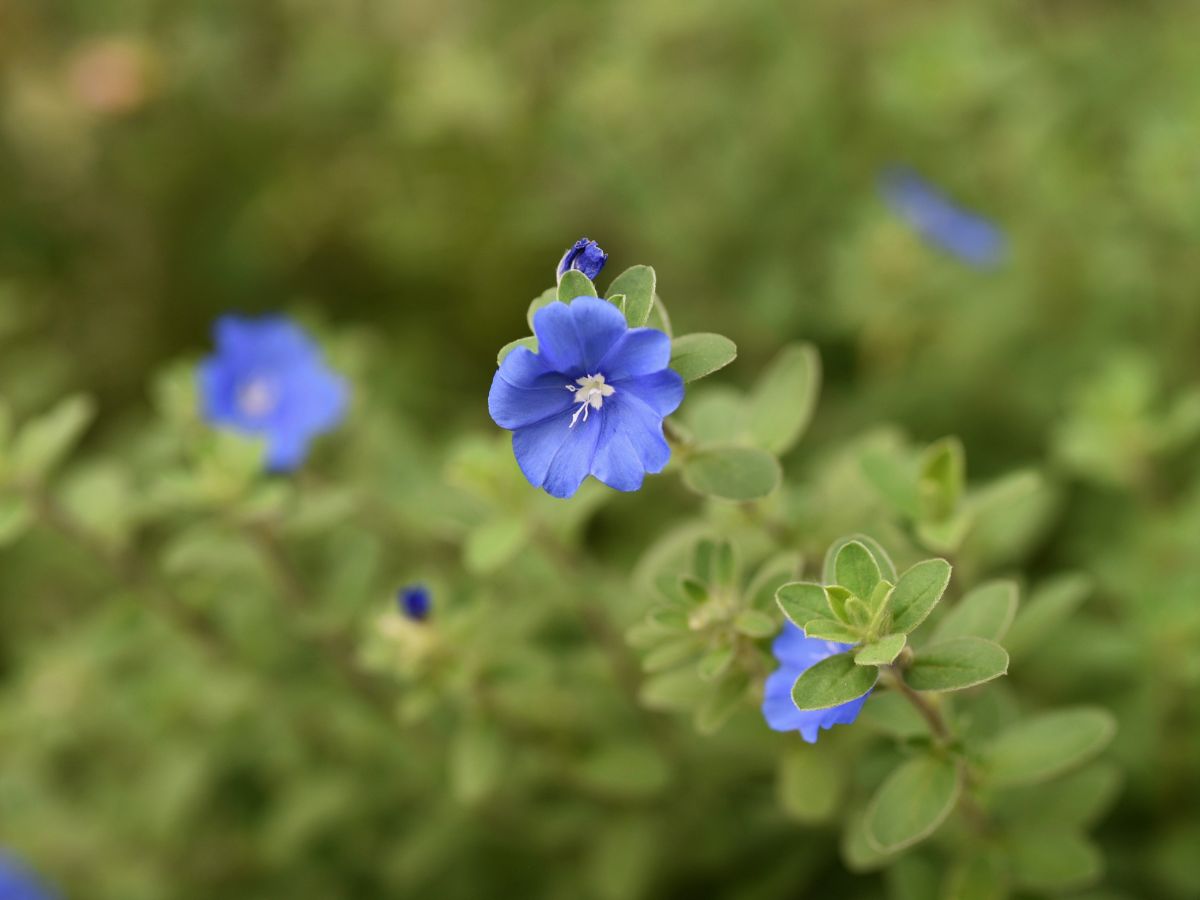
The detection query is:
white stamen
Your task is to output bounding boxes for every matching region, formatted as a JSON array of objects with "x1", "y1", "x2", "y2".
[
  {"x1": 565, "y1": 373, "x2": 615, "y2": 428},
  {"x1": 236, "y1": 376, "x2": 278, "y2": 418}
]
